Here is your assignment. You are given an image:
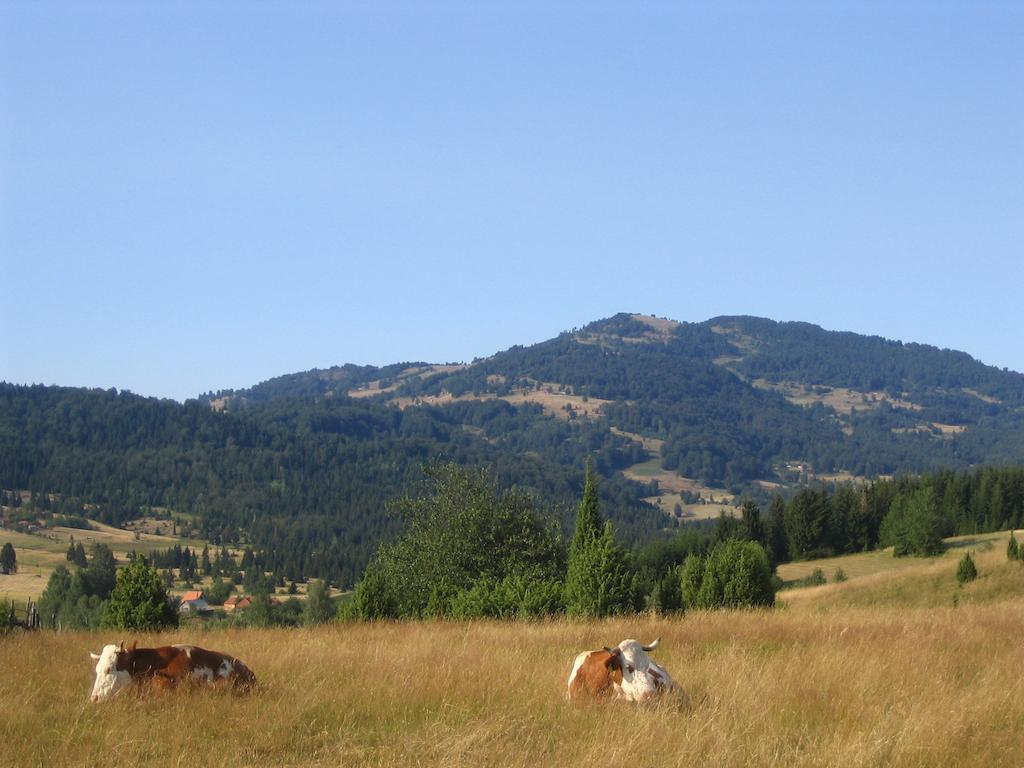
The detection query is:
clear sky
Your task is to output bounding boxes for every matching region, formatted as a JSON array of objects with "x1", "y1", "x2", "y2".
[{"x1": 2, "y1": 1, "x2": 1022, "y2": 401}]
